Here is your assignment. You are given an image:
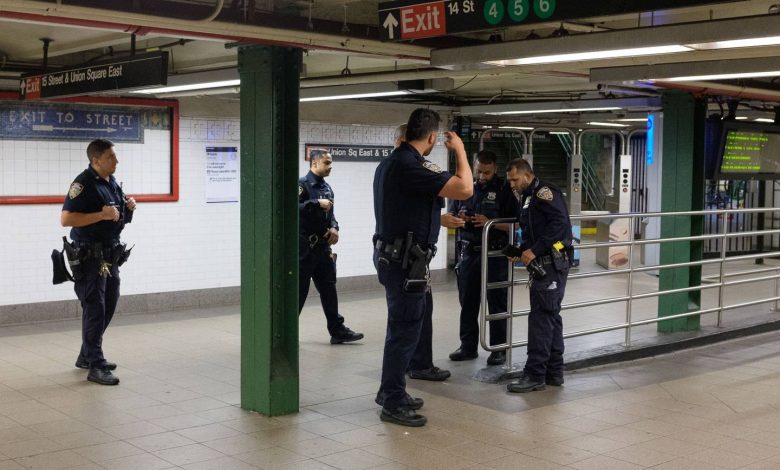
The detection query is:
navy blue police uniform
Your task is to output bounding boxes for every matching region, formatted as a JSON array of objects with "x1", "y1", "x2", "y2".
[
  {"x1": 298, "y1": 171, "x2": 346, "y2": 336},
  {"x1": 516, "y1": 178, "x2": 572, "y2": 383},
  {"x1": 373, "y1": 142, "x2": 451, "y2": 411},
  {"x1": 63, "y1": 166, "x2": 132, "y2": 370},
  {"x1": 449, "y1": 176, "x2": 516, "y2": 356}
]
